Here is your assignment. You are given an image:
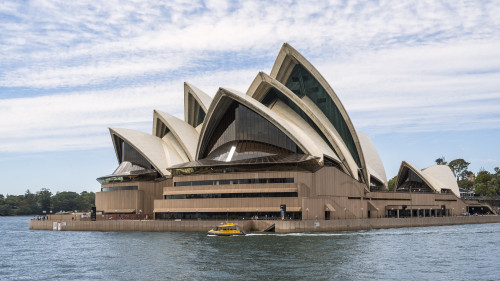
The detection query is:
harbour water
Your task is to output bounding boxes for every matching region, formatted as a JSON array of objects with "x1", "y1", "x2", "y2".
[{"x1": 1, "y1": 217, "x2": 499, "y2": 280}]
